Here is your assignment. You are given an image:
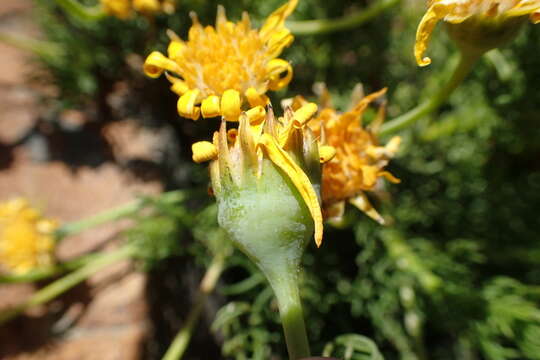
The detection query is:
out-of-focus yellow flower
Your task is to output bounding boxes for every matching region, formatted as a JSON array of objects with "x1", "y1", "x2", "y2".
[
  {"x1": 0, "y1": 198, "x2": 58, "y2": 275},
  {"x1": 101, "y1": 0, "x2": 132, "y2": 19},
  {"x1": 296, "y1": 86, "x2": 401, "y2": 224},
  {"x1": 101, "y1": 0, "x2": 175, "y2": 19},
  {"x1": 192, "y1": 101, "x2": 331, "y2": 247},
  {"x1": 415, "y1": 0, "x2": 540, "y2": 66},
  {"x1": 144, "y1": 0, "x2": 297, "y2": 121}
]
